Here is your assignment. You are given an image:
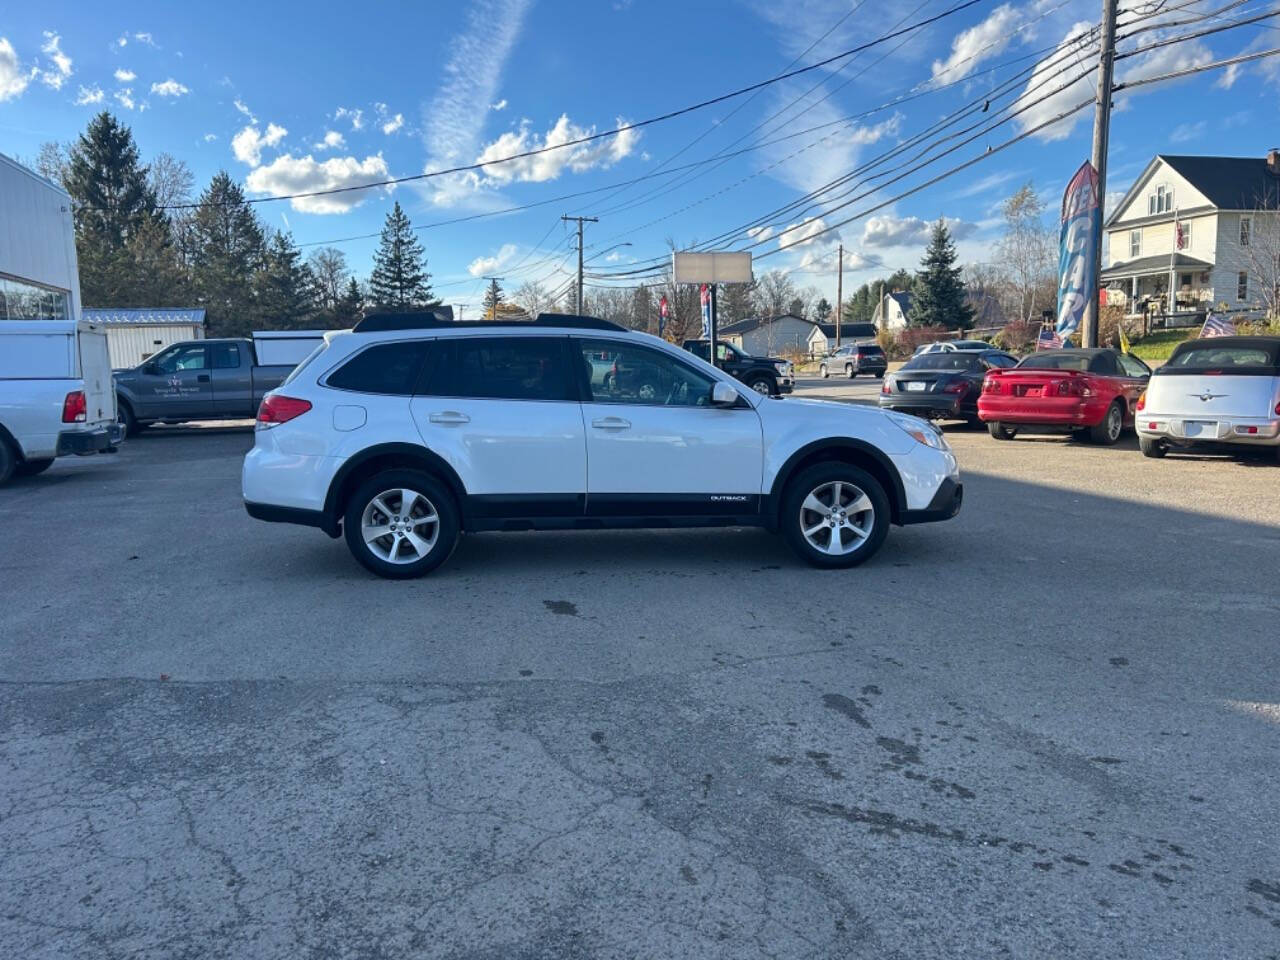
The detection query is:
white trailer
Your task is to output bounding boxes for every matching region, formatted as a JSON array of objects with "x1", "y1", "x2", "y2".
[
  {"x1": 252, "y1": 329, "x2": 330, "y2": 367},
  {"x1": 0, "y1": 152, "x2": 121, "y2": 484}
]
